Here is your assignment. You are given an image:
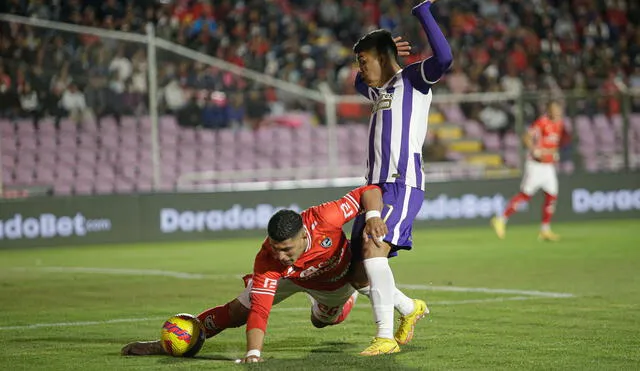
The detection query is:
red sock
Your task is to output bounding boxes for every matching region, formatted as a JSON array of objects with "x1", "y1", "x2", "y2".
[
  {"x1": 542, "y1": 192, "x2": 557, "y2": 225},
  {"x1": 333, "y1": 293, "x2": 357, "y2": 325},
  {"x1": 503, "y1": 192, "x2": 532, "y2": 219},
  {"x1": 197, "y1": 303, "x2": 233, "y2": 338}
]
